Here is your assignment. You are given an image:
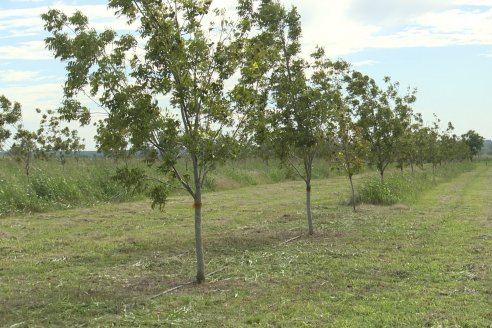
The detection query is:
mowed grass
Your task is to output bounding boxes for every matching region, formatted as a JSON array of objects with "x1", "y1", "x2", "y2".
[{"x1": 0, "y1": 164, "x2": 490, "y2": 327}]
